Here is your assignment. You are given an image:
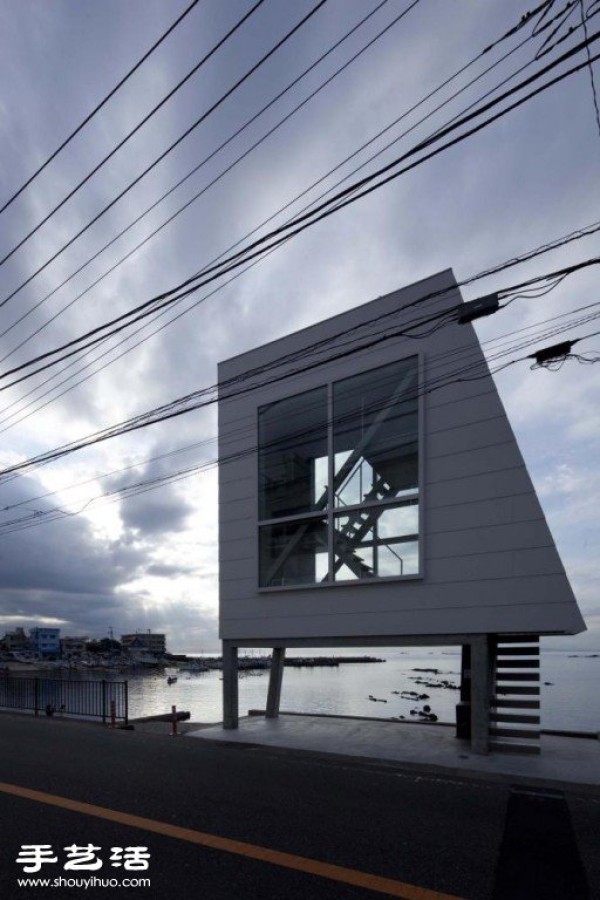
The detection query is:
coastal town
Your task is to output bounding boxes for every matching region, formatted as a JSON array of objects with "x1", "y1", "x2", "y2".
[
  {"x1": 0, "y1": 626, "x2": 172, "y2": 672},
  {"x1": 0, "y1": 625, "x2": 384, "y2": 674}
]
